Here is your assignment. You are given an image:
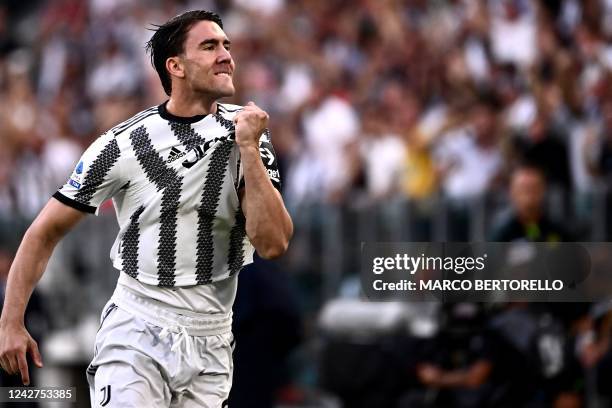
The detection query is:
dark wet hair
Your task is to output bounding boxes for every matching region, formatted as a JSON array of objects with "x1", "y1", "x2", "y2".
[{"x1": 146, "y1": 10, "x2": 223, "y2": 95}]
